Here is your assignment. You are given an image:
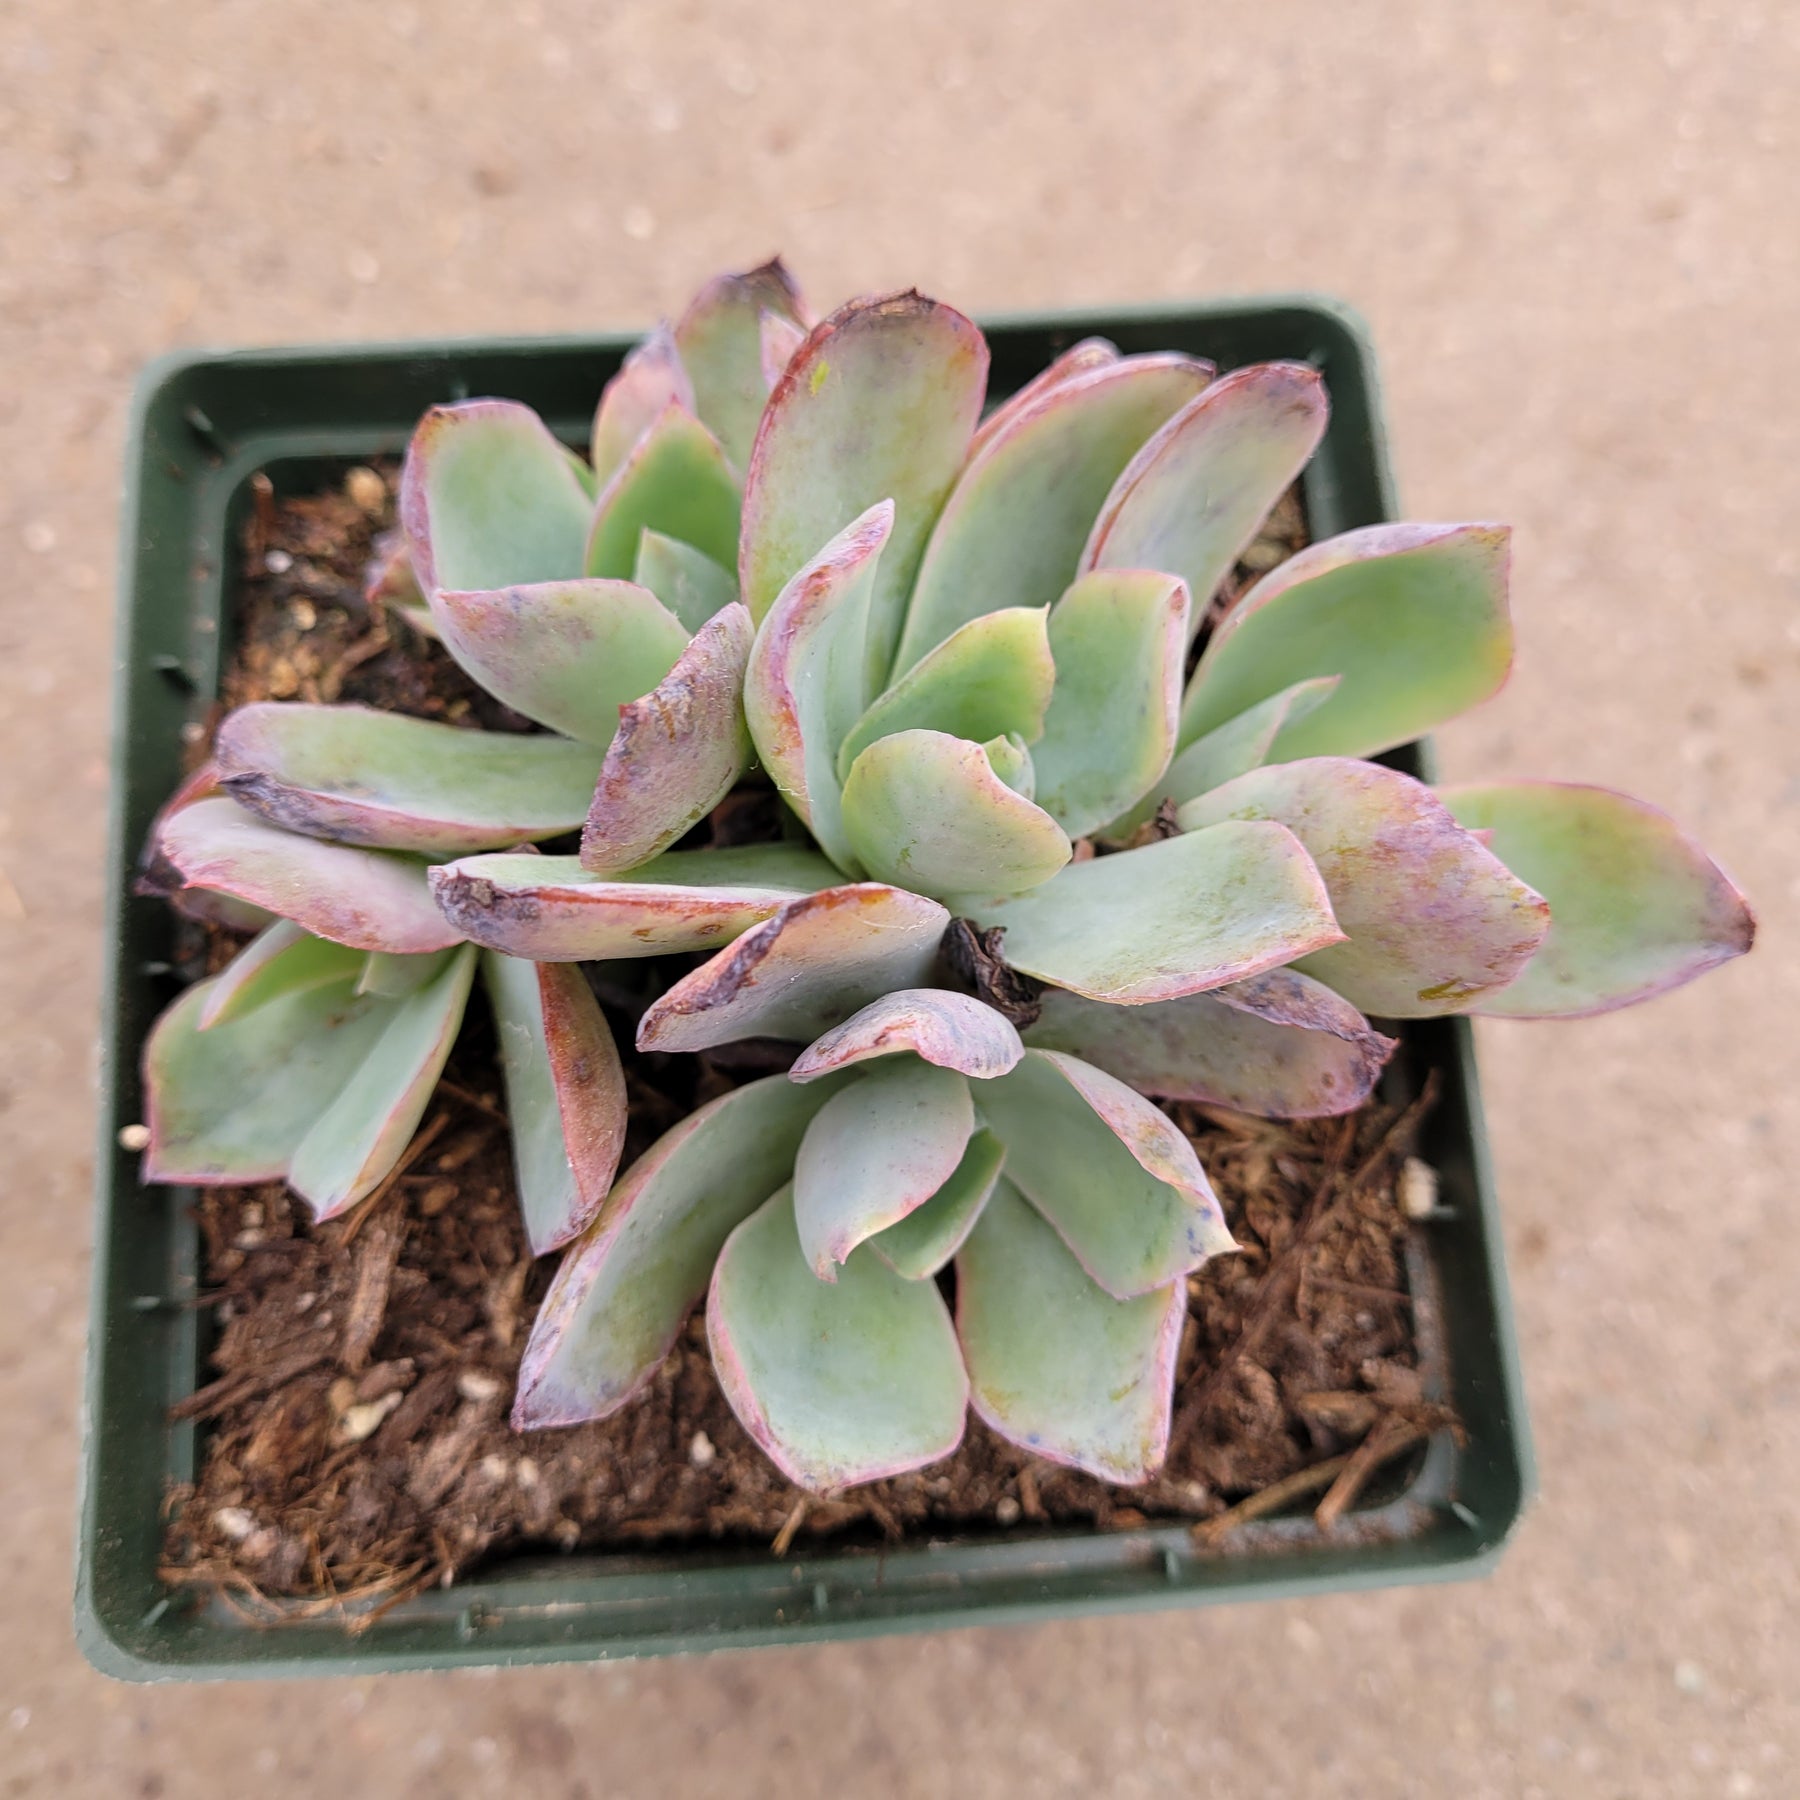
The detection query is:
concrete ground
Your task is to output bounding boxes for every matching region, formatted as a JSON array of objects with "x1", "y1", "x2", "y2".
[{"x1": 2, "y1": 2, "x2": 1794, "y2": 1793}]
